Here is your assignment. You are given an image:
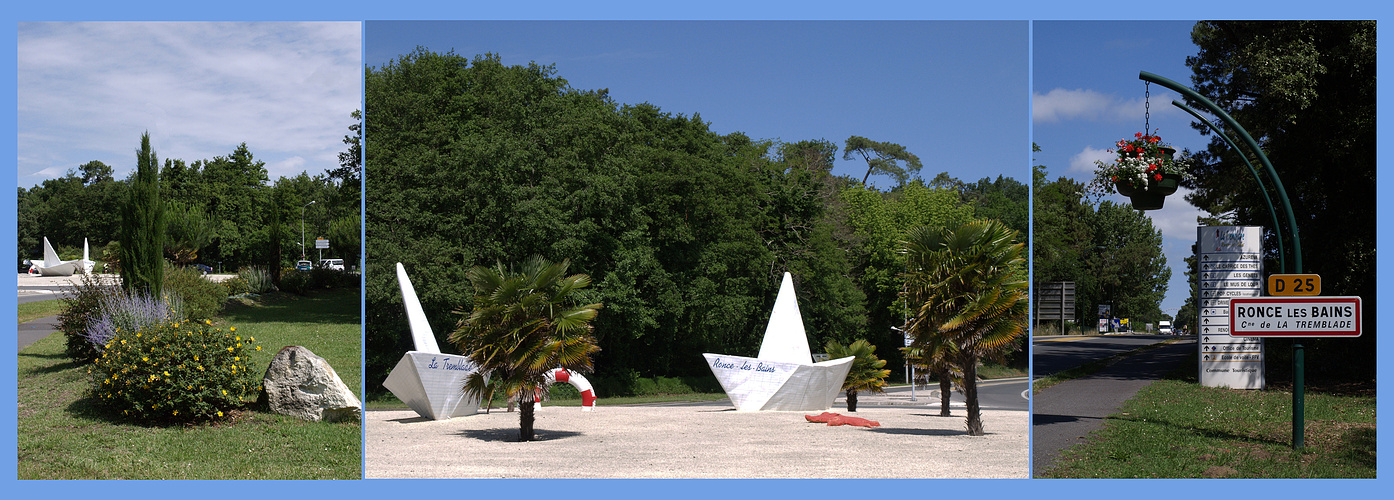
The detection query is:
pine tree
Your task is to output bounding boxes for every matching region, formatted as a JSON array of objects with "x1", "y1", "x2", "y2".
[{"x1": 120, "y1": 132, "x2": 165, "y2": 297}]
